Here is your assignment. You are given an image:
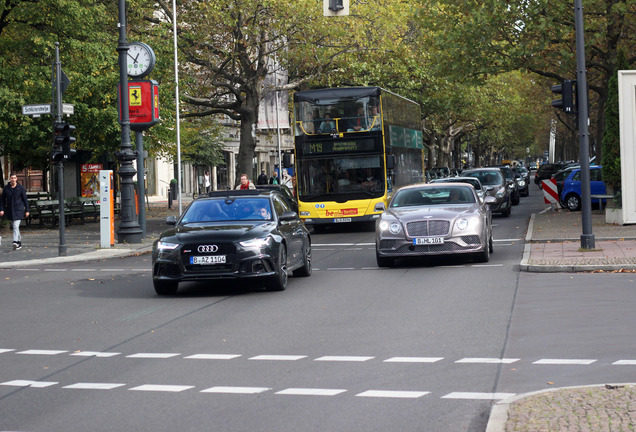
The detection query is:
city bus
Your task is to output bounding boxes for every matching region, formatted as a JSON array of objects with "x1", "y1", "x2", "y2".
[{"x1": 292, "y1": 87, "x2": 424, "y2": 230}]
